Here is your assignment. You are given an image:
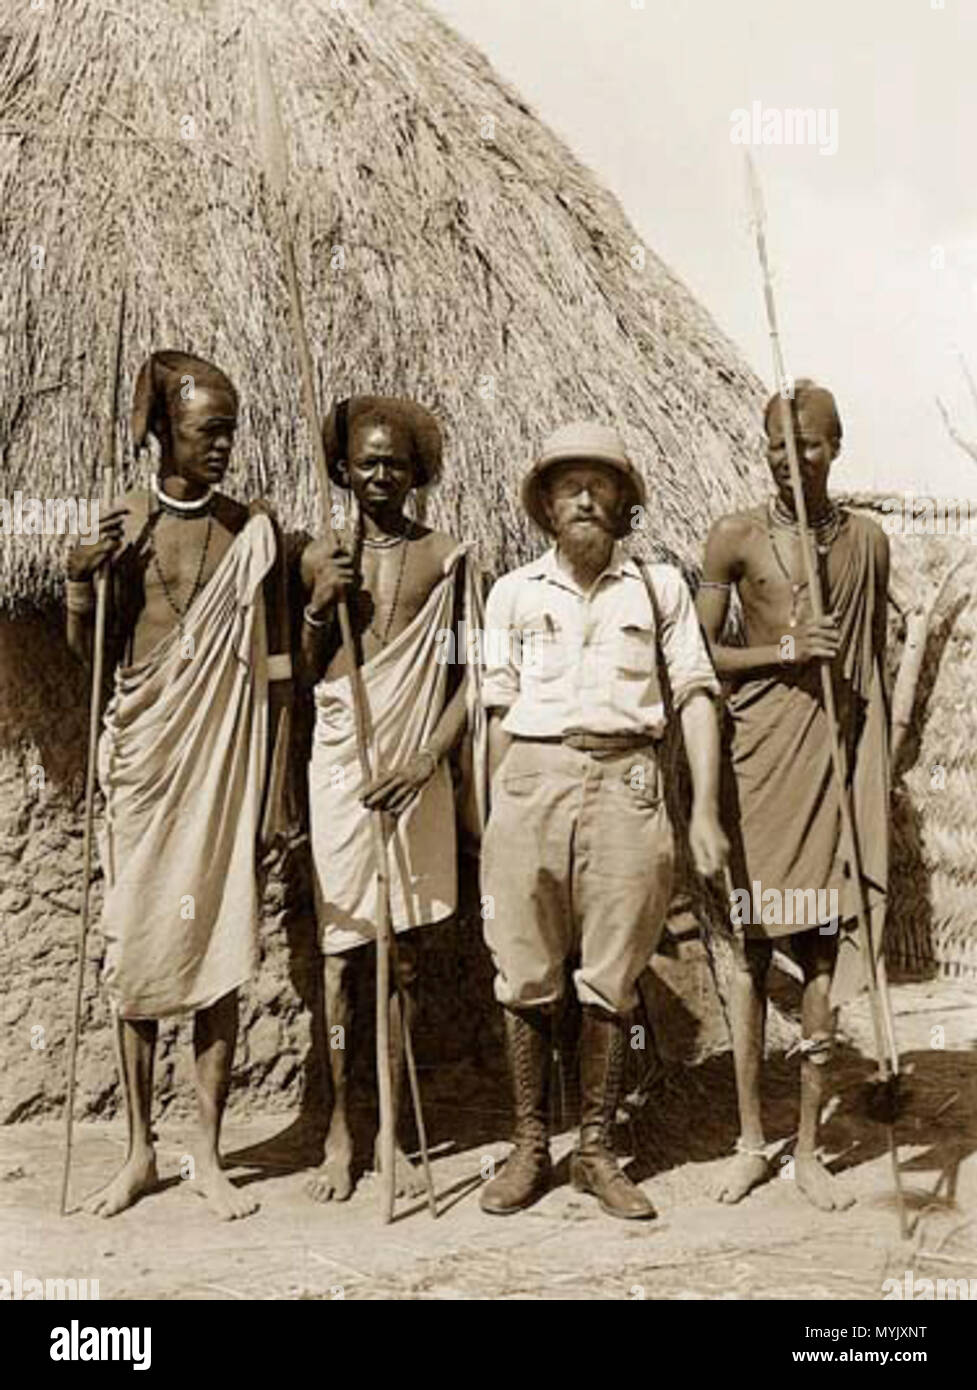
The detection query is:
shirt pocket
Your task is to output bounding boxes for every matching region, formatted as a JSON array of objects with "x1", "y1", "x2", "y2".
[
  {"x1": 517, "y1": 608, "x2": 566, "y2": 683},
  {"x1": 614, "y1": 617, "x2": 656, "y2": 681}
]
